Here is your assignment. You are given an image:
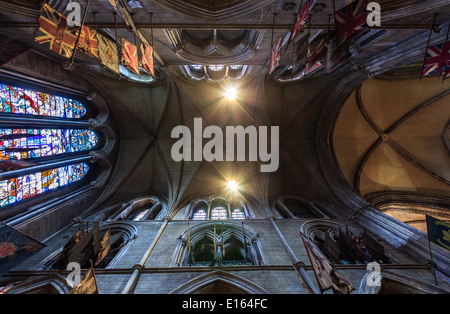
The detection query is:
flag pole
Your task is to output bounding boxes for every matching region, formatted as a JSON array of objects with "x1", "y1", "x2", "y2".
[
  {"x1": 291, "y1": 13, "x2": 296, "y2": 80},
  {"x1": 420, "y1": 13, "x2": 438, "y2": 81},
  {"x1": 326, "y1": 14, "x2": 332, "y2": 75},
  {"x1": 222, "y1": 222, "x2": 225, "y2": 258},
  {"x1": 214, "y1": 224, "x2": 217, "y2": 258},
  {"x1": 442, "y1": 23, "x2": 450, "y2": 84},
  {"x1": 69, "y1": 0, "x2": 92, "y2": 67},
  {"x1": 426, "y1": 215, "x2": 438, "y2": 285}
]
